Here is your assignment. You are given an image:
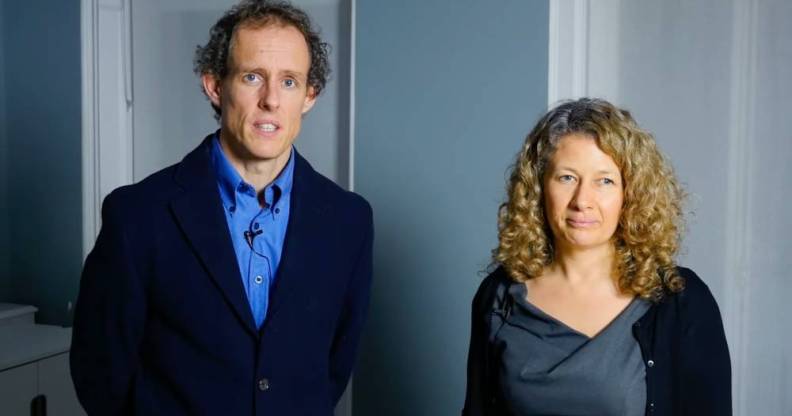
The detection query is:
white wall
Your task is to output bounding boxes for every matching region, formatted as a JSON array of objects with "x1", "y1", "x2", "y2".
[
  {"x1": 552, "y1": 0, "x2": 792, "y2": 413},
  {"x1": 738, "y1": 0, "x2": 792, "y2": 410}
]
